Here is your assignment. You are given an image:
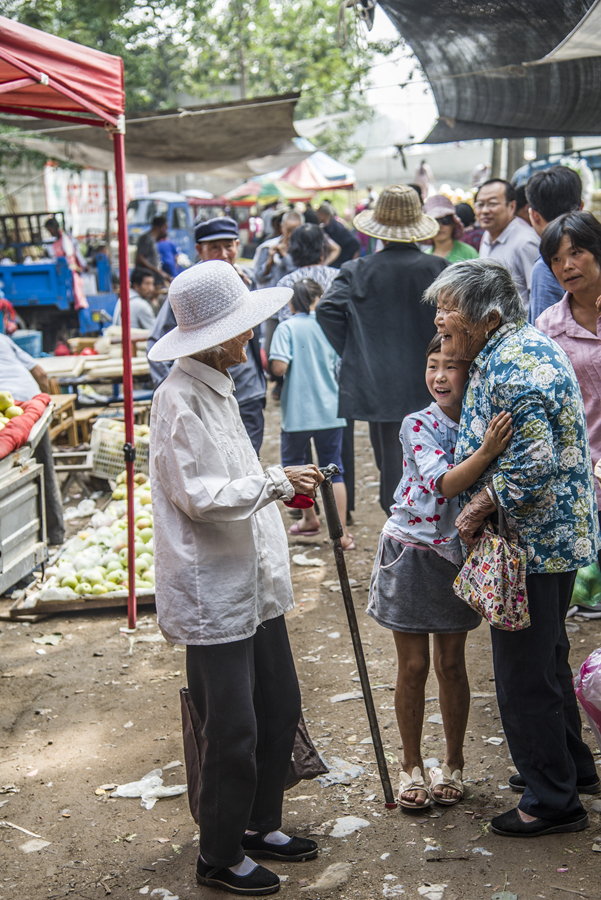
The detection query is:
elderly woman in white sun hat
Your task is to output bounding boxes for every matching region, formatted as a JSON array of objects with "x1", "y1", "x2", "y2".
[{"x1": 148, "y1": 260, "x2": 323, "y2": 896}]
